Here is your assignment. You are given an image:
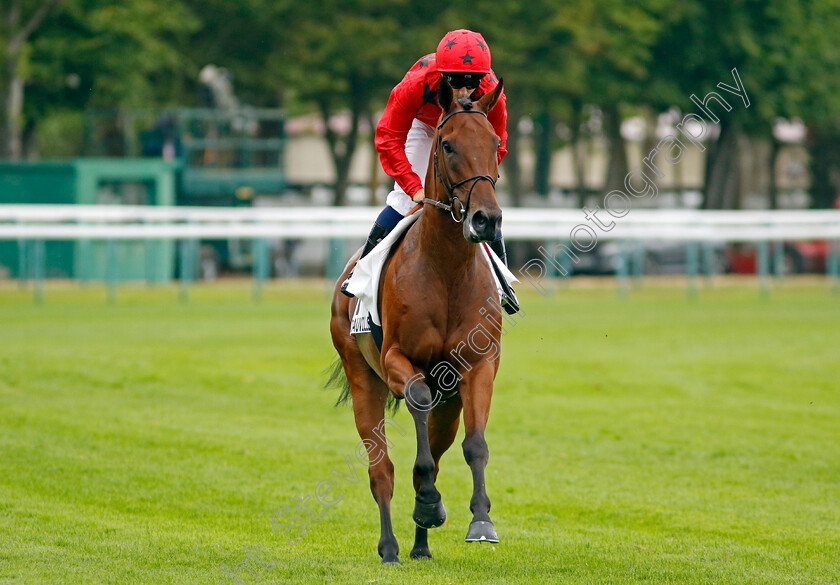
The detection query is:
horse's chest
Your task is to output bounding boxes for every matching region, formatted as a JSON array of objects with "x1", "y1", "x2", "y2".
[
  {"x1": 385, "y1": 250, "x2": 499, "y2": 366},
  {"x1": 399, "y1": 308, "x2": 495, "y2": 366}
]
